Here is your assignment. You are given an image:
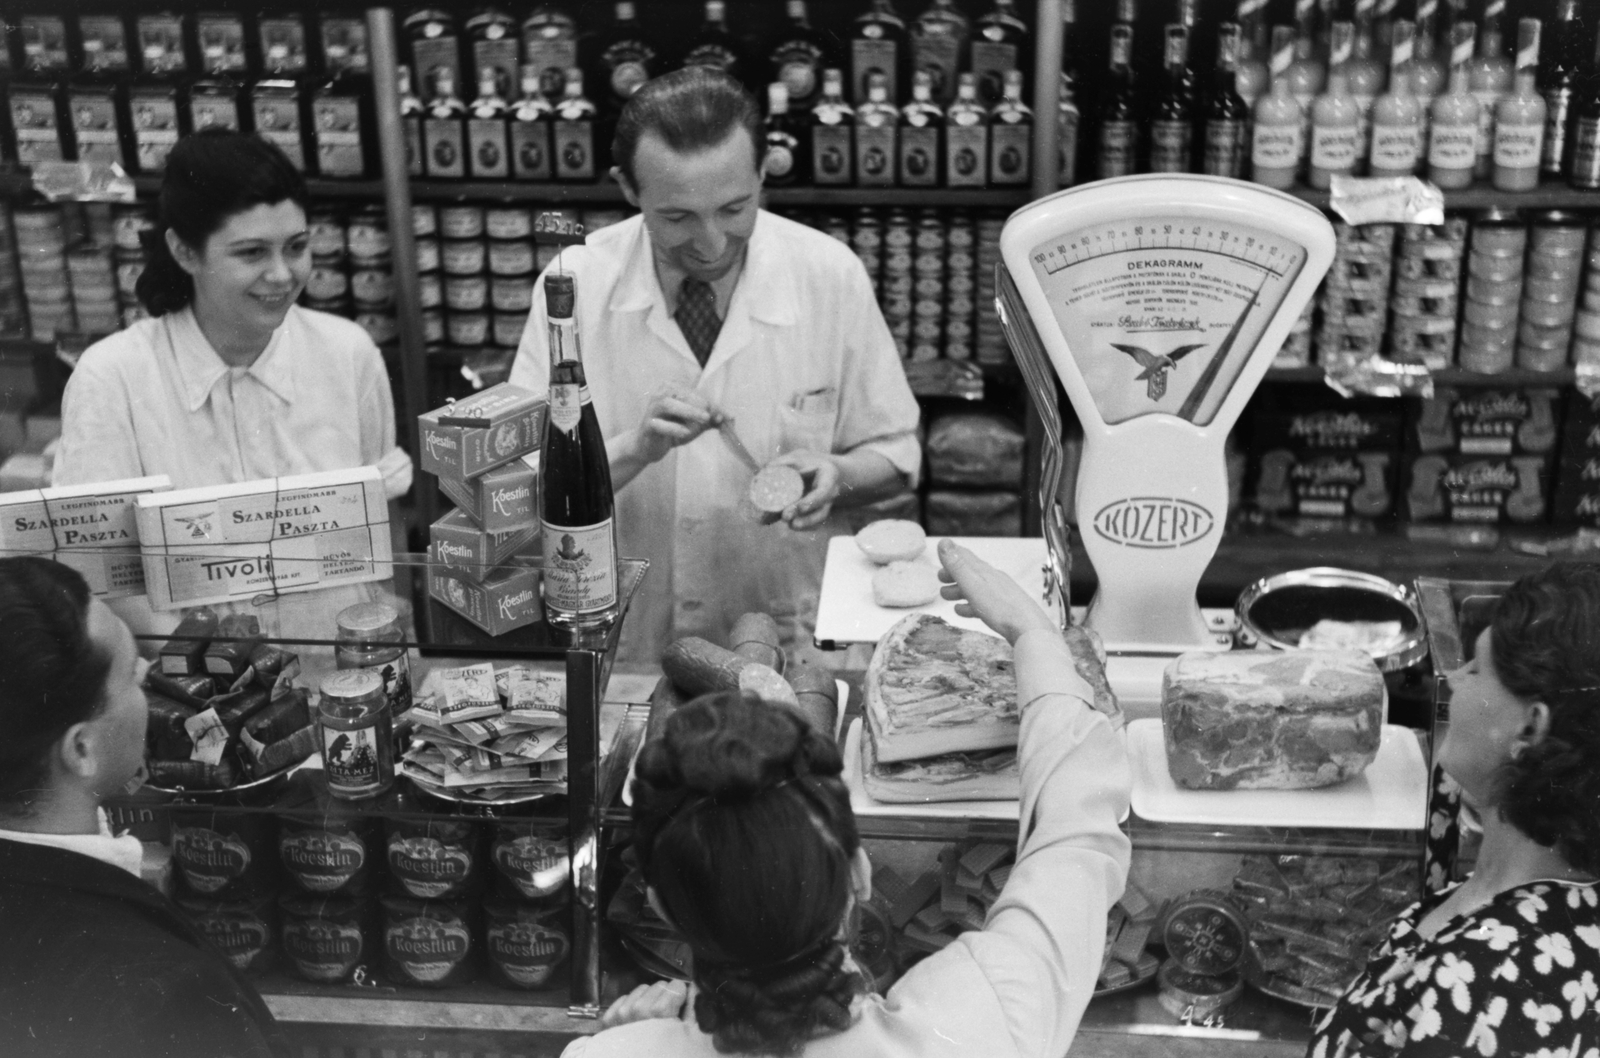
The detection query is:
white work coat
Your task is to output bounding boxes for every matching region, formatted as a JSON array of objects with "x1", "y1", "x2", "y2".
[{"x1": 511, "y1": 210, "x2": 921, "y2": 662}]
